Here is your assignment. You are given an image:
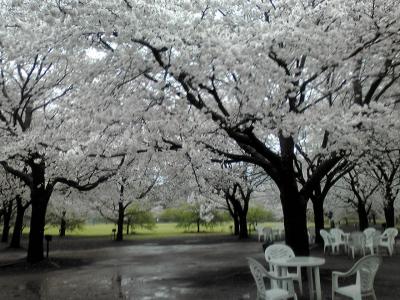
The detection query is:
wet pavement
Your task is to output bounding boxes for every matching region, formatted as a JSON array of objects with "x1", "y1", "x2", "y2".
[
  {"x1": 0, "y1": 237, "x2": 399, "y2": 300},
  {"x1": 0, "y1": 238, "x2": 259, "y2": 300}
]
